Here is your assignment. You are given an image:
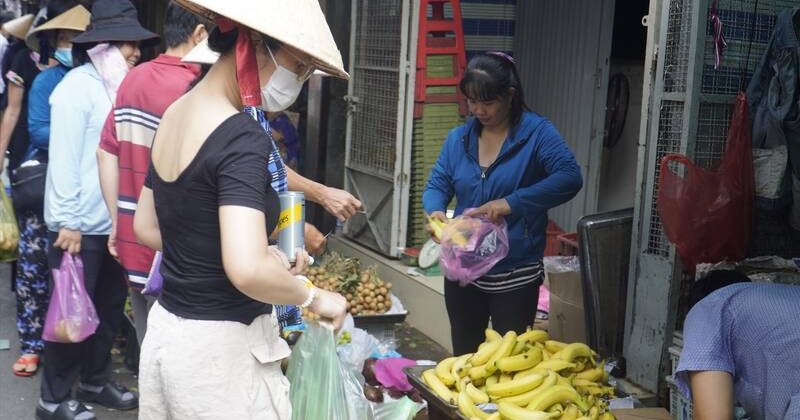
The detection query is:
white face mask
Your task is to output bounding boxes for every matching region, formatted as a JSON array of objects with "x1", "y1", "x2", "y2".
[{"x1": 261, "y1": 47, "x2": 304, "y2": 112}]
